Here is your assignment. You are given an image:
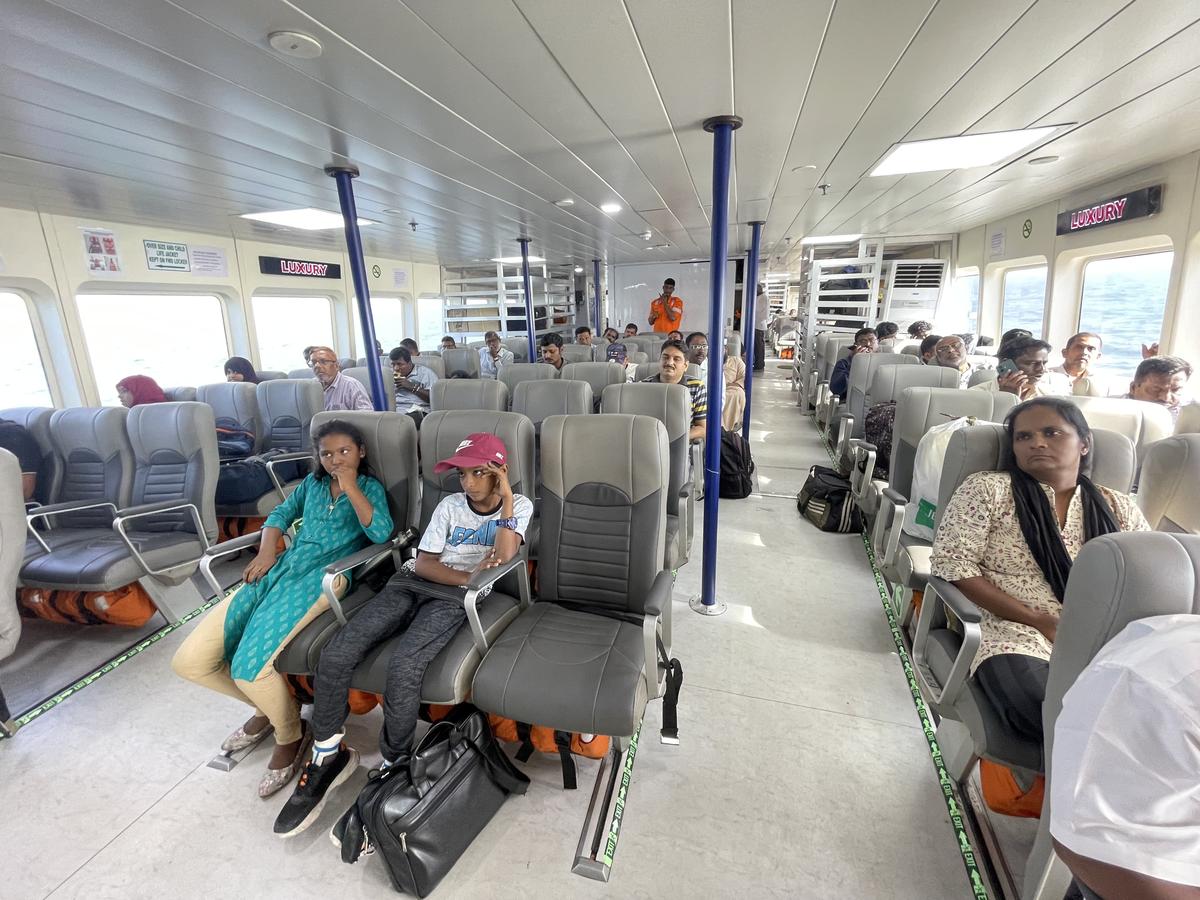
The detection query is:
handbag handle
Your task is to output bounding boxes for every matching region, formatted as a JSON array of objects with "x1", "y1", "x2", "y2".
[{"x1": 409, "y1": 715, "x2": 531, "y2": 797}]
